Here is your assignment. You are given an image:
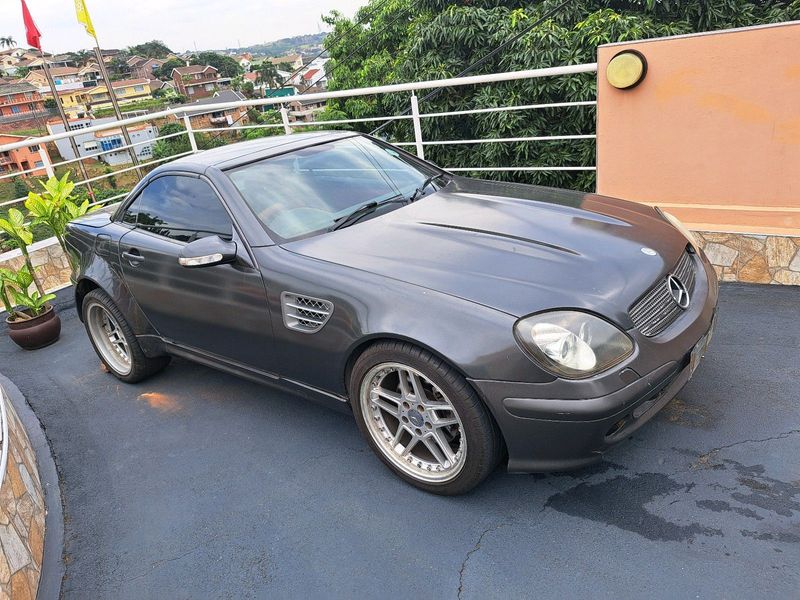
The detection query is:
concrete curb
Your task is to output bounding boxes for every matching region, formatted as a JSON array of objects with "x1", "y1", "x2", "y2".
[{"x1": 0, "y1": 374, "x2": 64, "y2": 600}]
